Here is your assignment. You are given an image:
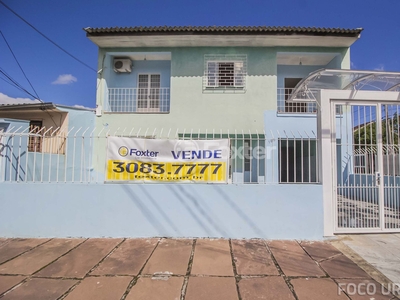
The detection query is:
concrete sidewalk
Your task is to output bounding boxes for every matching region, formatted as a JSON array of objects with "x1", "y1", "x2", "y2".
[
  {"x1": 337, "y1": 234, "x2": 400, "y2": 285},
  {"x1": 0, "y1": 238, "x2": 398, "y2": 300}
]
